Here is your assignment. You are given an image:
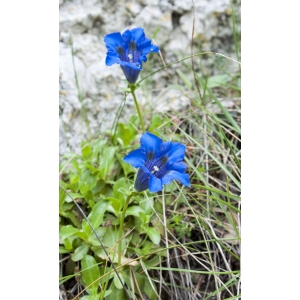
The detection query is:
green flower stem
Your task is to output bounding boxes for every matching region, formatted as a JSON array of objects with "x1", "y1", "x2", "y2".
[
  {"x1": 118, "y1": 194, "x2": 132, "y2": 266},
  {"x1": 130, "y1": 84, "x2": 145, "y2": 132}
]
